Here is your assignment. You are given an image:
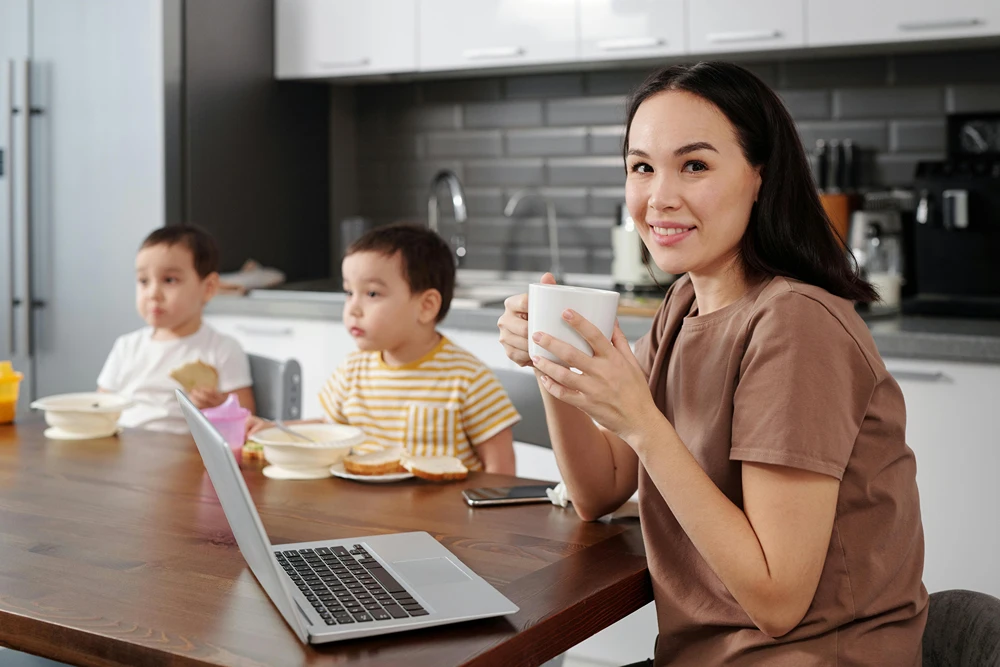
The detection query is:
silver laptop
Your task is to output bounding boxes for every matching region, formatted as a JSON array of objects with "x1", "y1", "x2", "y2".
[{"x1": 177, "y1": 390, "x2": 518, "y2": 644}]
